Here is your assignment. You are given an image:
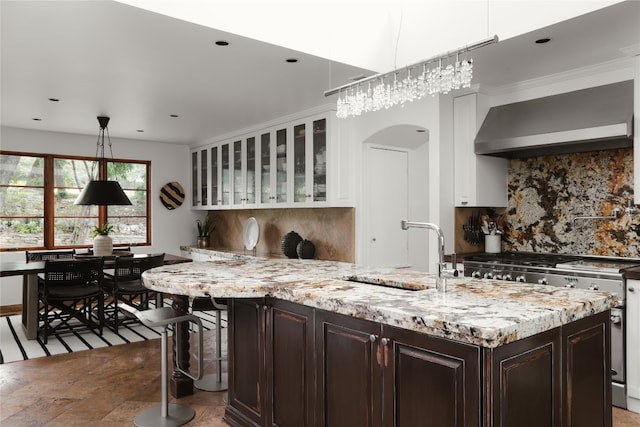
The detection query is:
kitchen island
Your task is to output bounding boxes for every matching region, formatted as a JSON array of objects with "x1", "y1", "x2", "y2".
[{"x1": 143, "y1": 257, "x2": 617, "y2": 427}]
